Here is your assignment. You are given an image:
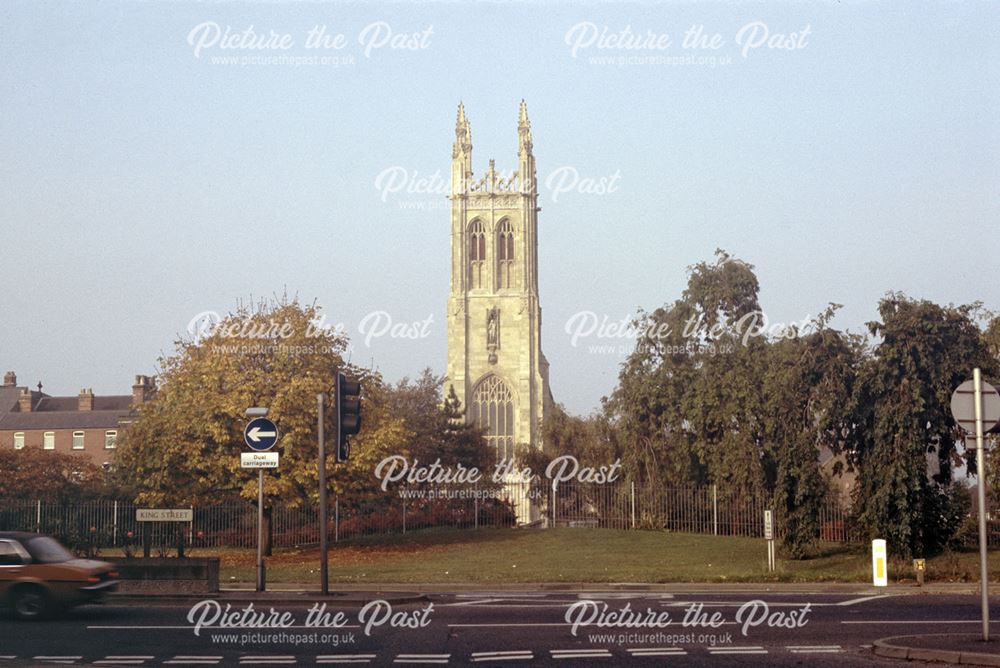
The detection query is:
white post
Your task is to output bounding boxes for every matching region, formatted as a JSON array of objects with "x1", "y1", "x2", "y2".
[
  {"x1": 974, "y1": 368, "x2": 990, "y2": 641},
  {"x1": 630, "y1": 481, "x2": 636, "y2": 529},
  {"x1": 872, "y1": 539, "x2": 888, "y2": 587},
  {"x1": 36, "y1": 500, "x2": 41, "y2": 533},
  {"x1": 113, "y1": 500, "x2": 118, "y2": 546},
  {"x1": 712, "y1": 484, "x2": 718, "y2": 536}
]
